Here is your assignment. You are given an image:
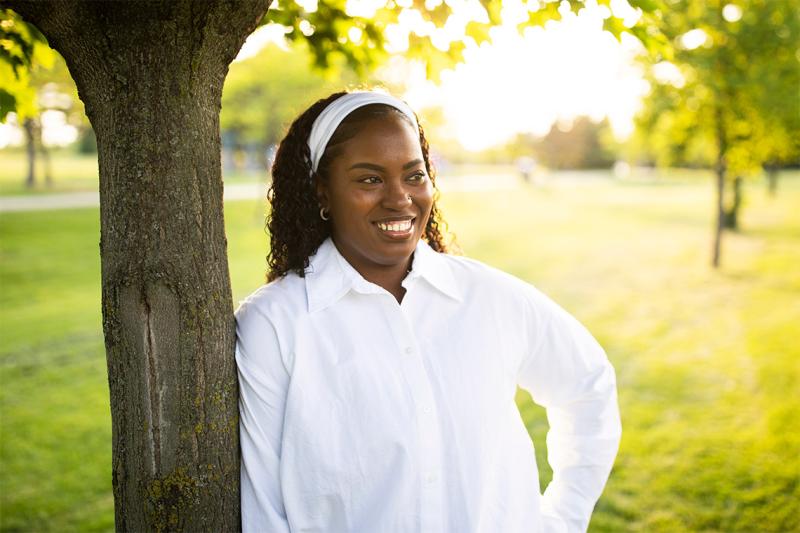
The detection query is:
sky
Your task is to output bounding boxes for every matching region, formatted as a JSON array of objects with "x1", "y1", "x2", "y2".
[{"x1": 1, "y1": 0, "x2": 650, "y2": 152}]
